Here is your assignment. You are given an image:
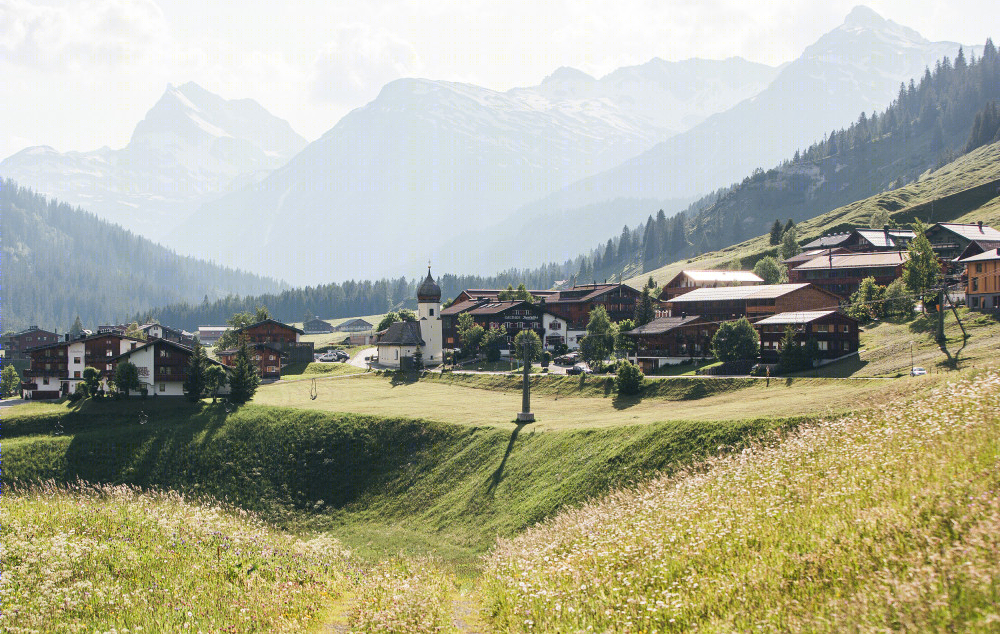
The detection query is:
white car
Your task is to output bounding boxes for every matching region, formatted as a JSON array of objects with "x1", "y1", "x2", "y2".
[{"x1": 910, "y1": 366, "x2": 927, "y2": 376}]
